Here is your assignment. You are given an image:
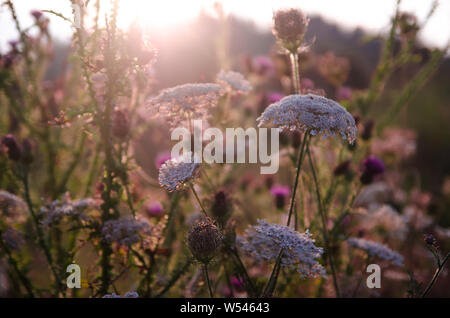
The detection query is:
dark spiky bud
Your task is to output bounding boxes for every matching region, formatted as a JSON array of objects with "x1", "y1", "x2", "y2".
[
  {"x1": 187, "y1": 218, "x2": 222, "y2": 264},
  {"x1": 21, "y1": 138, "x2": 34, "y2": 165},
  {"x1": 211, "y1": 190, "x2": 232, "y2": 223},
  {"x1": 361, "y1": 119, "x2": 375, "y2": 141},
  {"x1": 112, "y1": 109, "x2": 130, "y2": 139},
  {"x1": 272, "y1": 8, "x2": 309, "y2": 53},
  {"x1": 424, "y1": 234, "x2": 437, "y2": 248},
  {"x1": 1, "y1": 134, "x2": 21, "y2": 161},
  {"x1": 333, "y1": 159, "x2": 351, "y2": 177}
]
